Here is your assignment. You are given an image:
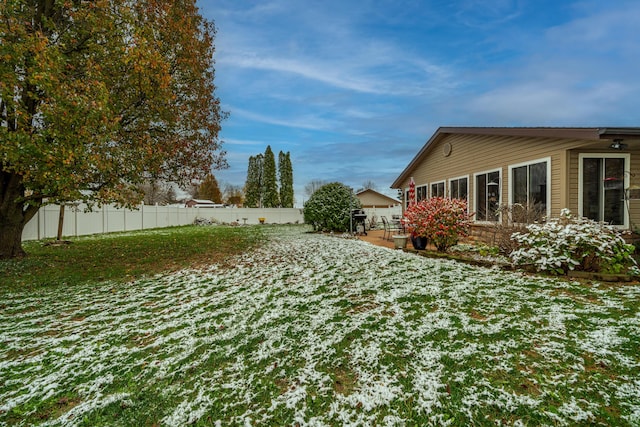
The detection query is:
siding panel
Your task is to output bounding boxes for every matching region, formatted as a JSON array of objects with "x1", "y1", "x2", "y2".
[{"x1": 399, "y1": 134, "x2": 640, "y2": 226}]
